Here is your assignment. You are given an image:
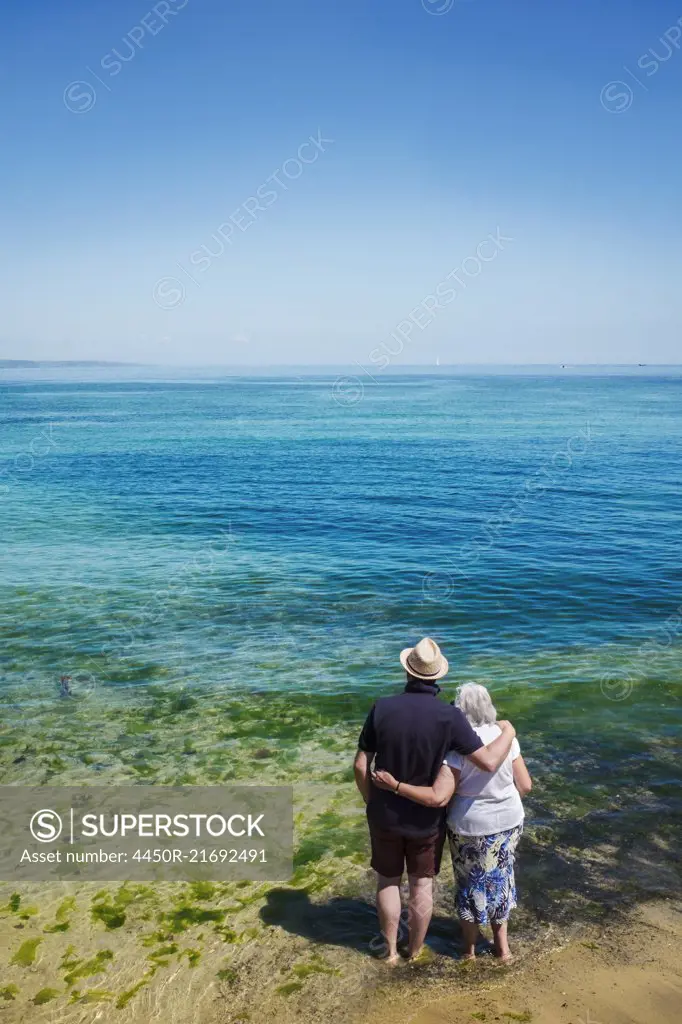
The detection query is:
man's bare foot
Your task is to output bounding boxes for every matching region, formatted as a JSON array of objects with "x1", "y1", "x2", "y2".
[
  {"x1": 406, "y1": 946, "x2": 435, "y2": 964},
  {"x1": 495, "y1": 951, "x2": 513, "y2": 964},
  {"x1": 460, "y1": 951, "x2": 476, "y2": 961},
  {"x1": 380, "y1": 952, "x2": 401, "y2": 966}
]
